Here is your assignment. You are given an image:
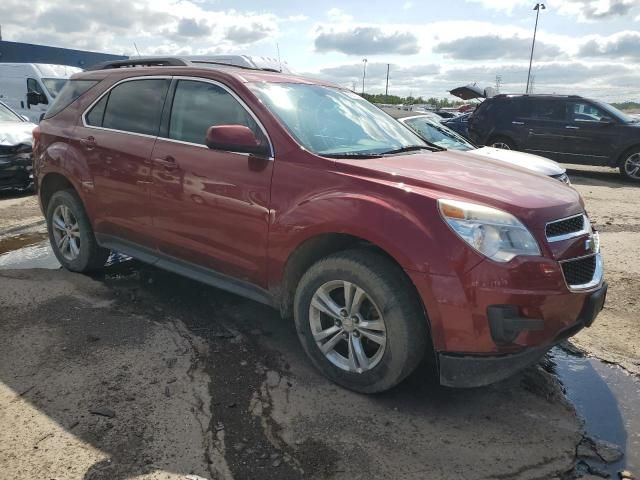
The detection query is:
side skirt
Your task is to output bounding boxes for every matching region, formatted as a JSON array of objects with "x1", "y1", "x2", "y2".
[{"x1": 96, "y1": 233, "x2": 275, "y2": 307}]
